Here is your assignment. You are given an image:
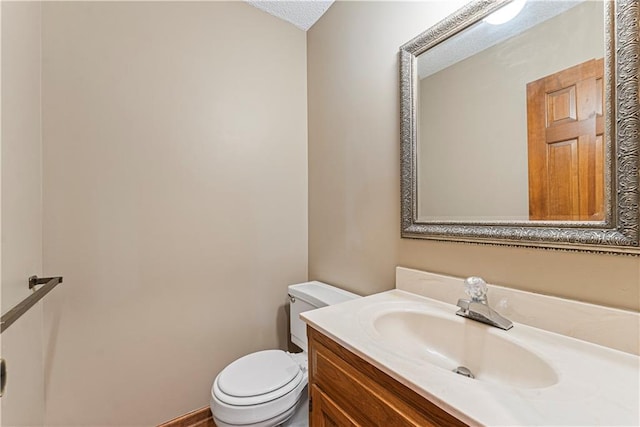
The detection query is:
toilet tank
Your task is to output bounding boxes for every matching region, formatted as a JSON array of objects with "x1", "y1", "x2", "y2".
[{"x1": 288, "y1": 281, "x2": 359, "y2": 352}]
